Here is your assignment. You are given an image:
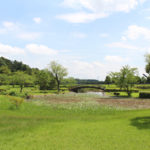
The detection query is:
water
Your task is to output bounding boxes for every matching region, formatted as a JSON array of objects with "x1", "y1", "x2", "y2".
[{"x1": 86, "y1": 91, "x2": 105, "y2": 97}]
